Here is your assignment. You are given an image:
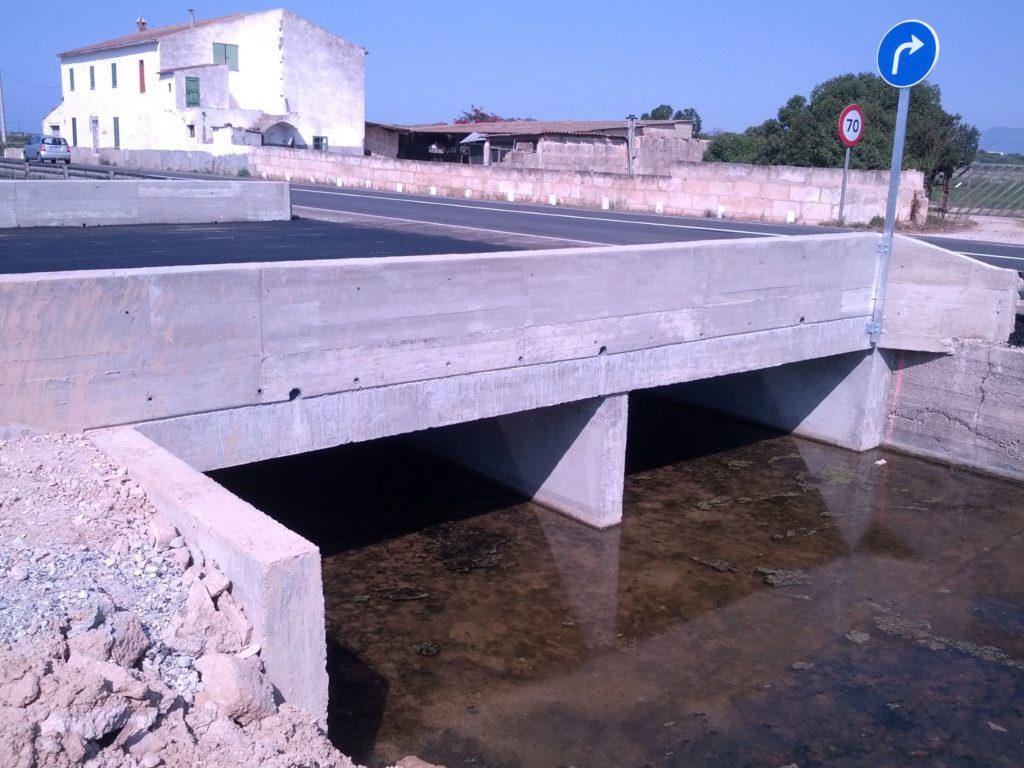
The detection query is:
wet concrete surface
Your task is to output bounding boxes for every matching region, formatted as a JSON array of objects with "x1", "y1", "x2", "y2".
[{"x1": 211, "y1": 395, "x2": 1024, "y2": 768}]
